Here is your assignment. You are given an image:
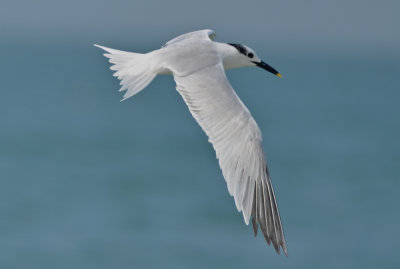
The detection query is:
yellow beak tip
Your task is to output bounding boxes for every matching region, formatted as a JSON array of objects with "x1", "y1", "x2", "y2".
[{"x1": 276, "y1": 73, "x2": 282, "y2": 78}]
